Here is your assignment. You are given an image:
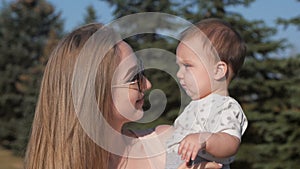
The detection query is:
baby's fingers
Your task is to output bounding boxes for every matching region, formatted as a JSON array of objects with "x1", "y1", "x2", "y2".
[
  {"x1": 179, "y1": 143, "x2": 194, "y2": 162},
  {"x1": 178, "y1": 141, "x2": 186, "y2": 155},
  {"x1": 191, "y1": 148, "x2": 199, "y2": 161},
  {"x1": 178, "y1": 142, "x2": 188, "y2": 159},
  {"x1": 183, "y1": 149, "x2": 192, "y2": 162}
]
